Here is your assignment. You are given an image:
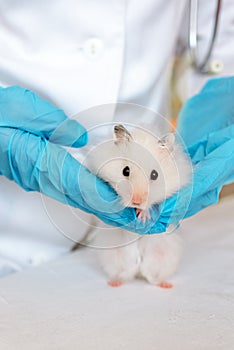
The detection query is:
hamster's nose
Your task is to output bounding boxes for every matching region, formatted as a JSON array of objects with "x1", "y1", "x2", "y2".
[{"x1": 131, "y1": 192, "x2": 148, "y2": 206}]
